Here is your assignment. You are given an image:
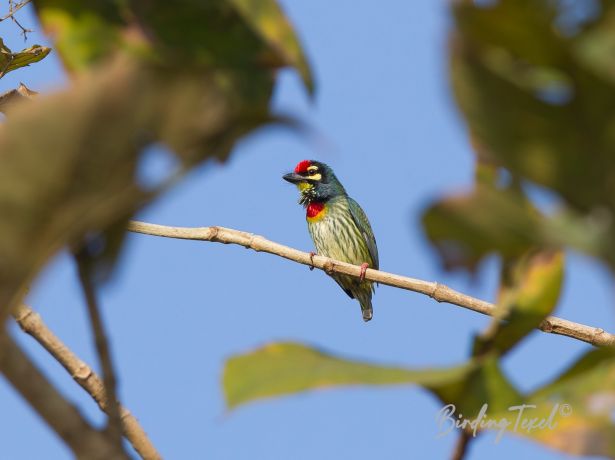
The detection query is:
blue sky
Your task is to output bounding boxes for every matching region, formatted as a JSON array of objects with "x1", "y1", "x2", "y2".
[{"x1": 1, "y1": 1, "x2": 613, "y2": 459}]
